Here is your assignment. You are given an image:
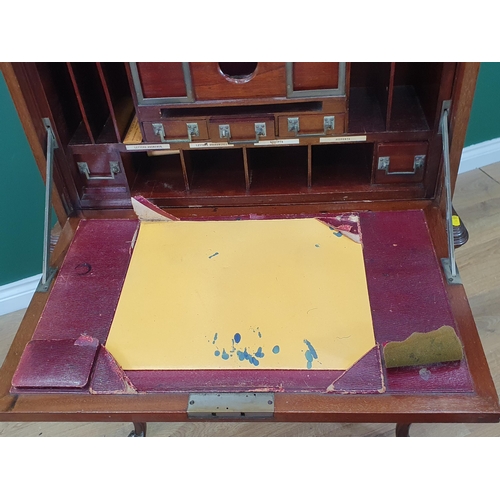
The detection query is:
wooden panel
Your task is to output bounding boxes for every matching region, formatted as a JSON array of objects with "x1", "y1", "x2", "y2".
[
  {"x1": 374, "y1": 142, "x2": 428, "y2": 183},
  {"x1": 142, "y1": 120, "x2": 209, "y2": 143},
  {"x1": 190, "y1": 63, "x2": 287, "y2": 100},
  {"x1": 278, "y1": 114, "x2": 345, "y2": 137},
  {"x1": 292, "y1": 63, "x2": 339, "y2": 91},
  {"x1": 136, "y1": 63, "x2": 186, "y2": 99}
]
